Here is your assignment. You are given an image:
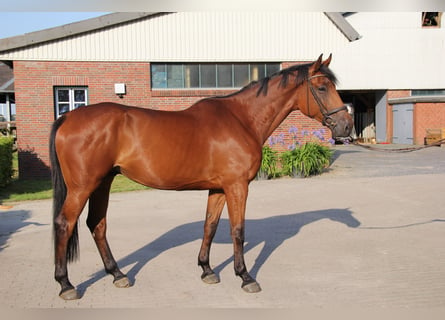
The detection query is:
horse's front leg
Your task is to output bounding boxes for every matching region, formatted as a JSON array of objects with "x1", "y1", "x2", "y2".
[
  {"x1": 225, "y1": 182, "x2": 261, "y2": 293},
  {"x1": 198, "y1": 189, "x2": 226, "y2": 284}
]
